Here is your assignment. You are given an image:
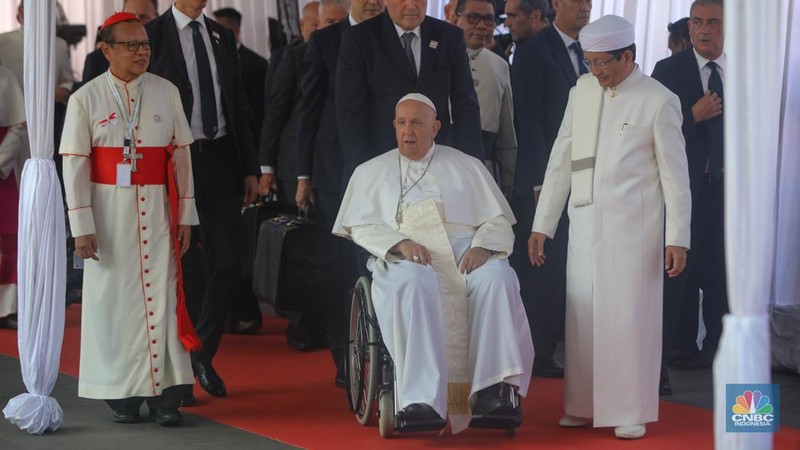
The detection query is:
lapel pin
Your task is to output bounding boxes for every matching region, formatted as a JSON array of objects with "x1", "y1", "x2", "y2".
[
  {"x1": 429, "y1": 40, "x2": 438, "y2": 49},
  {"x1": 212, "y1": 31, "x2": 220, "y2": 41}
]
